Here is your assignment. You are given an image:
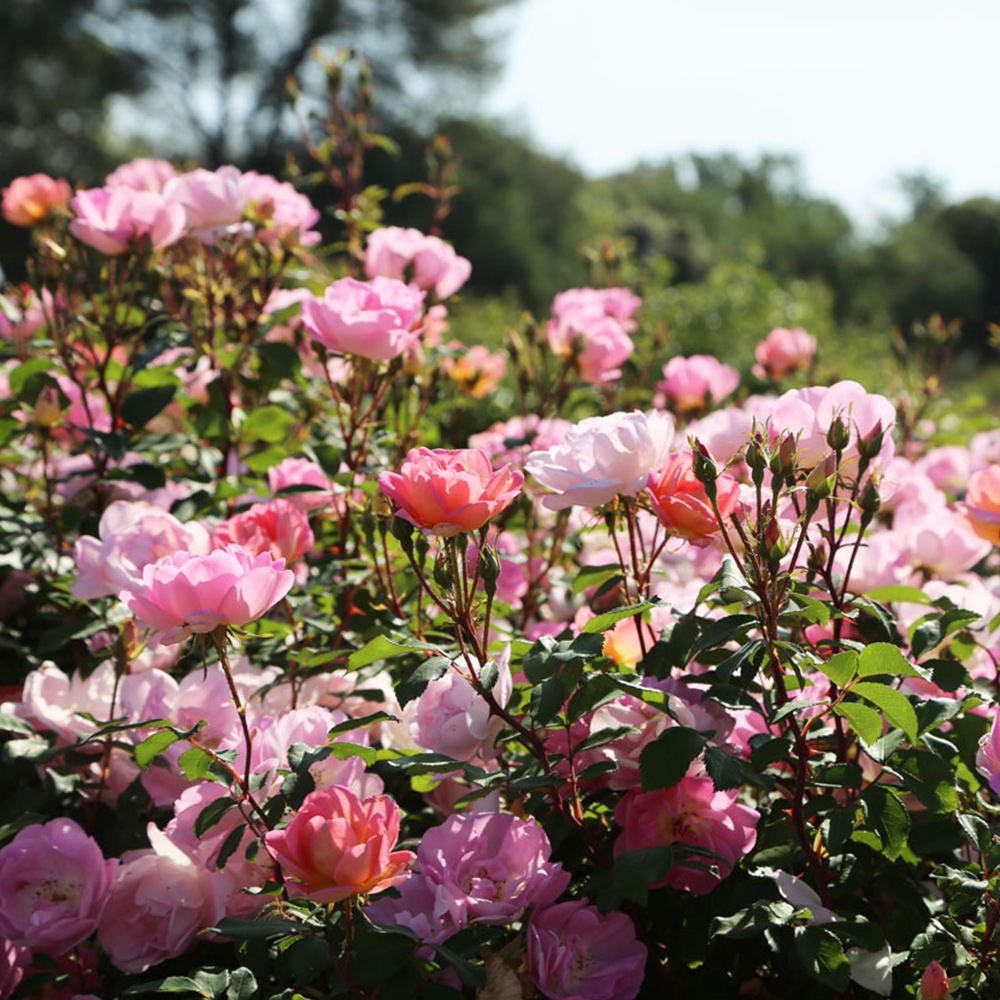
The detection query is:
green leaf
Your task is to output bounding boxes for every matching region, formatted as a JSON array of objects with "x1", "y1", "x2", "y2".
[
  {"x1": 395, "y1": 657, "x2": 452, "y2": 707},
  {"x1": 793, "y1": 926, "x2": 851, "y2": 991},
  {"x1": 816, "y1": 650, "x2": 858, "y2": 687},
  {"x1": 122, "y1": 975, "x2": 209, "y2": 996},
  {"x1": 703, "y1": 745, "x2": 746, "y2": 791},
  {"x1": 240, "y1": 405, "x2": 296, "y2": 443},
  {"x1": 429, "y1": 942, "x2": 486, "y2": 990},
  {"x1": 571, "y1": 563, "x2": 622, "y2": 594},
  {"x1": 349, "y1": 635, "x2": 442, "y2": 670},
  {"x1": 194, "y1": 796, "x2": 238, "y2": 838},
  {"x1": 216, "y1": 824, "x2": 246, "y2": 871},
  {"x1": 213, "y1": 917, "x2": 316, "y2": 941},
  {"x1": 957, "y1": 812, "x2": 993, "y2": 853},
  {"x1": 121, "y1": 384, "x2": 177, "y2": 428},
  {"x1": 857, "y1": 642, "x2": 921, "y2": 678},
  {"x1": 178, "y1": 747, "x2": 233, "y2": 784},
  {"x1": 852, "y1": 681, "x2": 919, "y2": 744},
  {"x1": 478, "y1": 659, "x2": 499, "y2": 692},
  {"x1": 612, "y1": 845, "x2": 676, "y2": 905},
  {"x1": 581, "y1": 601, "x2": 656, "y2": 634},
  {"x1": 521, "y1": 633, "x2": 604, "y2": 684},
  {"x1": 833, "y1": 702, "x2": 883, "y2": 745},
  {"x1": 135, "y1": 730, "x2": 181, "y2": 770},
  {"x1": 690, "y1": 614, "x2": 758, "y2": 656},
  {"x1": 226, "y1": 968, "x2": 258, "y2": 1000},
  {"x1": 326, "y1": 742, "x2": 377, "y2": 767},
  {"x1": 856, "y1": 785, "x2": 910, "y2": 860},
  {"x1": 865, "y1": 585, "x2": 933, "y2": 605},
  {"x1": 0, "y1": 712, "x2": 35, "y2": 735},
  {"x1": 885, "y1": 749, "x2": 958, "y2": 813},
  {"x1": 640, "y1": 727, "x2": 707, "y2": 792}
]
